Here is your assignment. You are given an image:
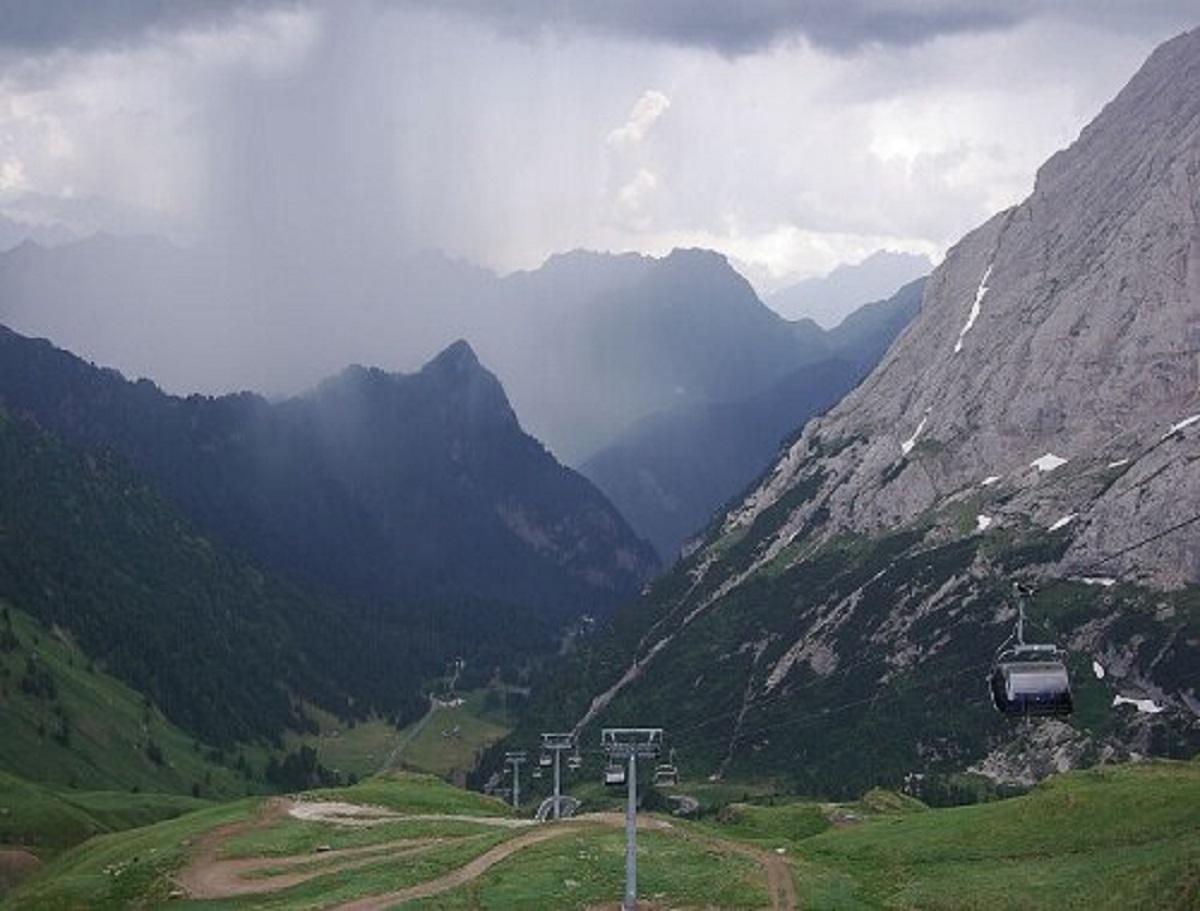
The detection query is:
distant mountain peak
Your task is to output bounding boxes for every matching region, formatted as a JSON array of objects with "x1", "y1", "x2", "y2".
[
  {"x1": 427, "y1": 337, "x2": 482, "y2": 373},
  {"x1": 768, "y1": 249, "x2": 931, "y2": 327}
]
